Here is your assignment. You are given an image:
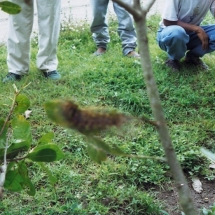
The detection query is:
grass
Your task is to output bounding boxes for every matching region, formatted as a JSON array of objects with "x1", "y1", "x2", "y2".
[{"x1": 1, "y1": 14, "x2": 215, "y2": 214}]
